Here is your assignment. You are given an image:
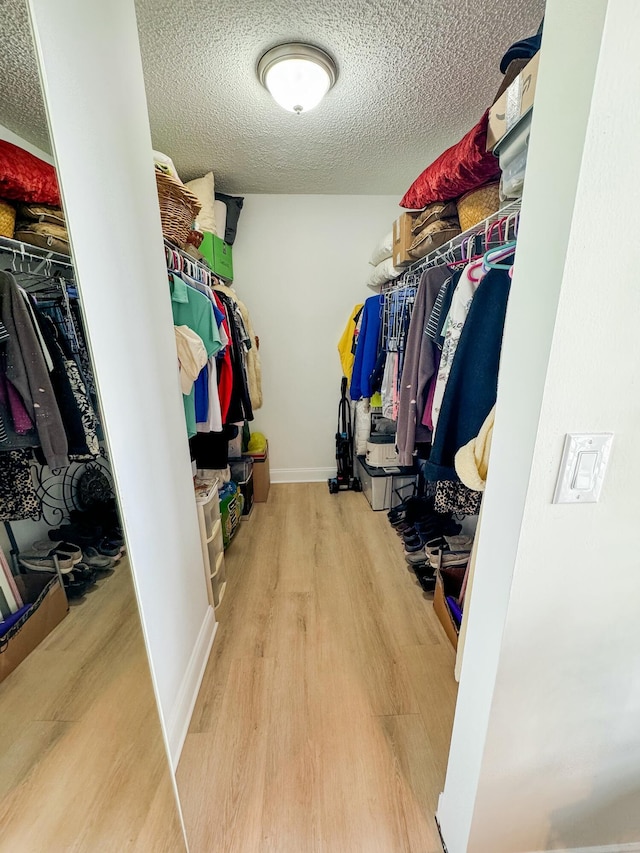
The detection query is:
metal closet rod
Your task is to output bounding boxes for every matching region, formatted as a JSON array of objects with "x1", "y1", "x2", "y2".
[
  {"x1": 401, "y1": 197, "x2": 522, "y2": 278},
  {"x1": 164, "y1": 238, "x2": 216, "y2": 283},
  {"x1": 0, "y1": 235, "x2": 73, "y2": 270}
]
